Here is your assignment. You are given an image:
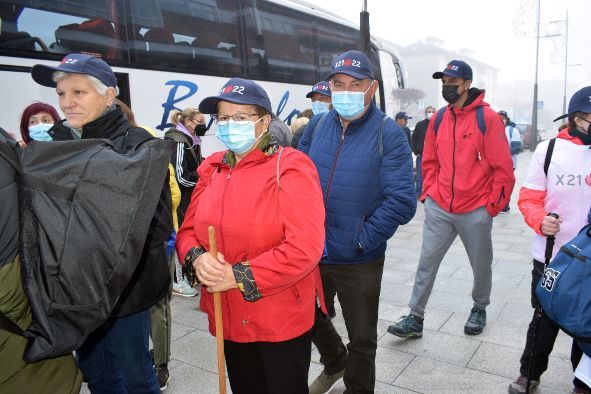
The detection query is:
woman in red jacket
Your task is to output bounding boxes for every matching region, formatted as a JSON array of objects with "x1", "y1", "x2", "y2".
[{"x1": 176, "y1": 77, "x2": 325, "y2": 394}]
